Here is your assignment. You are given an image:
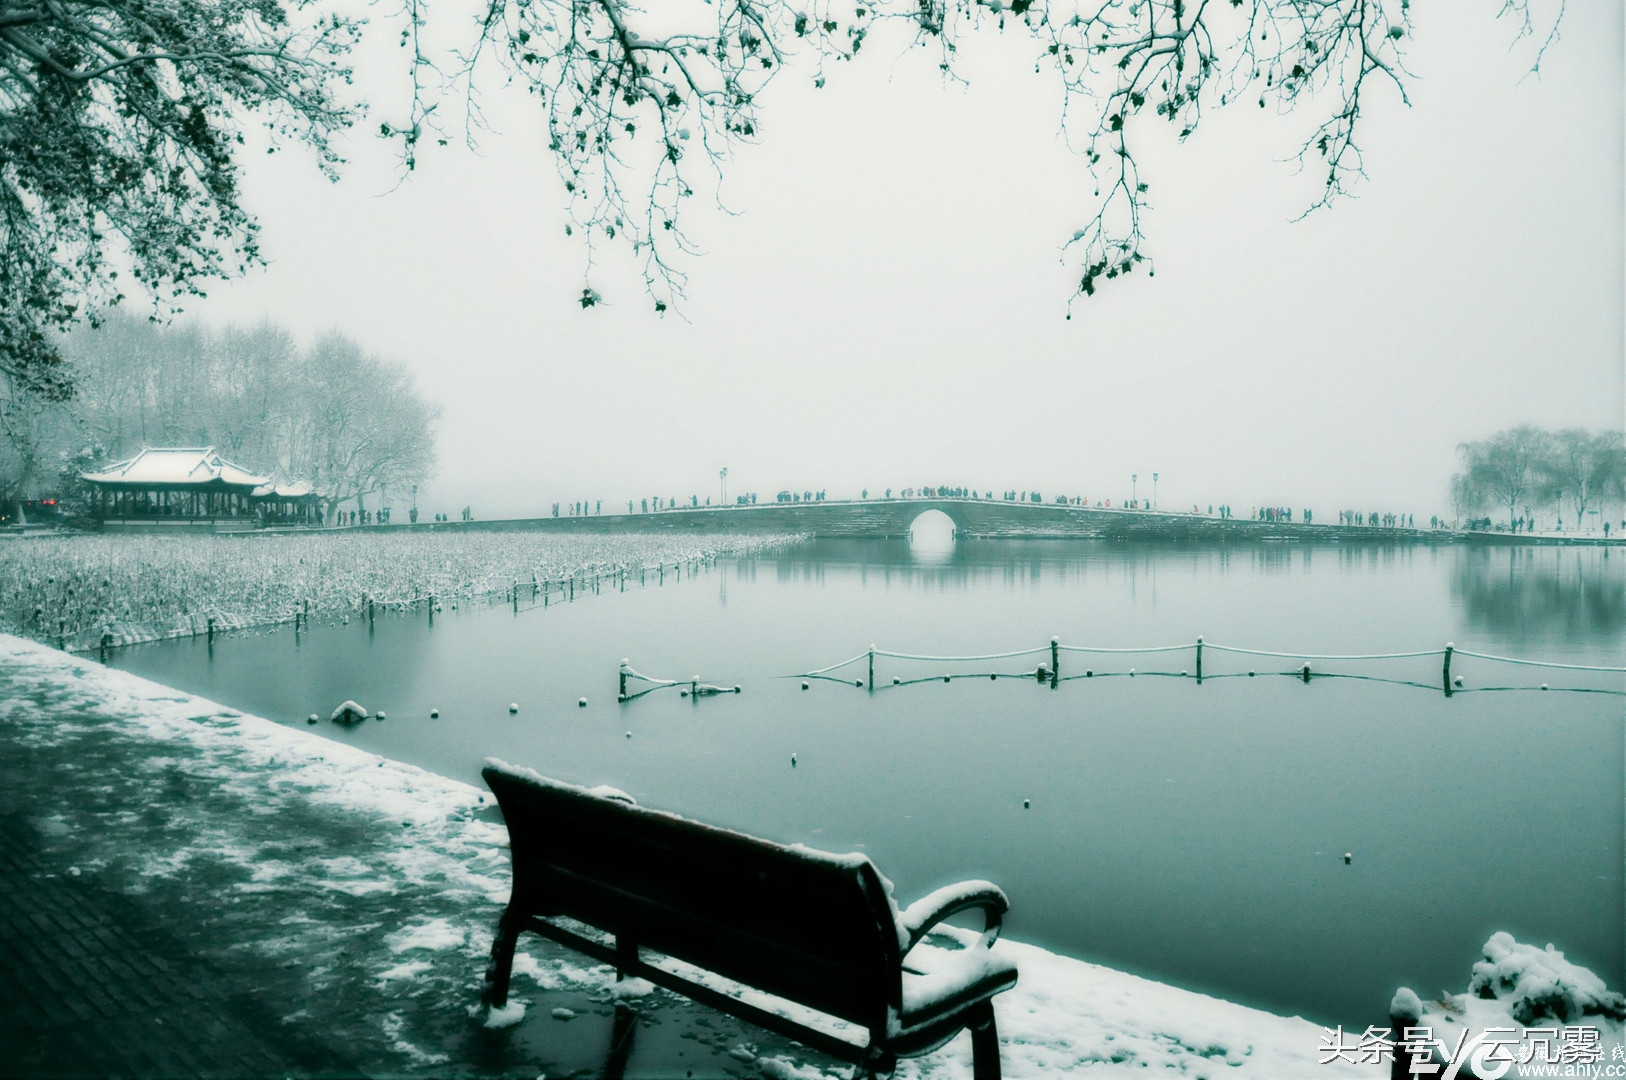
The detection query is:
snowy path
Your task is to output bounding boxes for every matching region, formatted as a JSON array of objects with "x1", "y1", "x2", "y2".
[{"x1": 0, "y1": 632, "x2": 1389, "y2": 1077}]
